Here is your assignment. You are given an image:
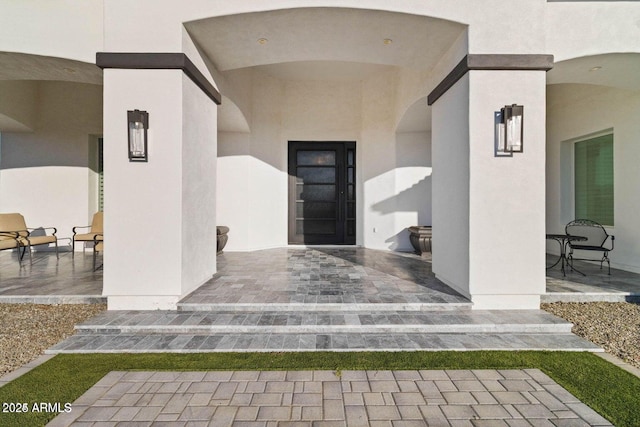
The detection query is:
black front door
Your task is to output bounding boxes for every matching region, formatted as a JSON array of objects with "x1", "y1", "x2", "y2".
[{"x1": 288, "y1": 141, "x2": 356, "y2": 244}]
